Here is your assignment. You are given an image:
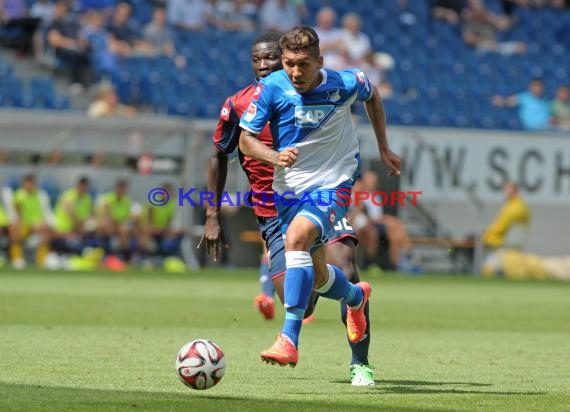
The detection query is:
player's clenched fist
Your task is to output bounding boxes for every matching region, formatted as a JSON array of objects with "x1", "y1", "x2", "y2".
[{"x1": 277, "y1": 147, "x2": 299, "y2": 168}]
